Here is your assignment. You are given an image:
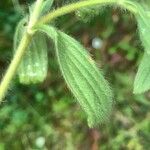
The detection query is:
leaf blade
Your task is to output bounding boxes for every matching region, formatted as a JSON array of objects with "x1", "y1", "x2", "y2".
[
  {"x1": 38, "y1": 25, "x2": 113, "y2": 127},
  {"x1": 134, "y1": 53, "x2": 150, "y2": 94},
  {"x1": 136, "y1": 3, "x2": 150, "y2": 54},
  {"x1": 14, "y1": 19, "x2": 48, "y2": 84}
]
